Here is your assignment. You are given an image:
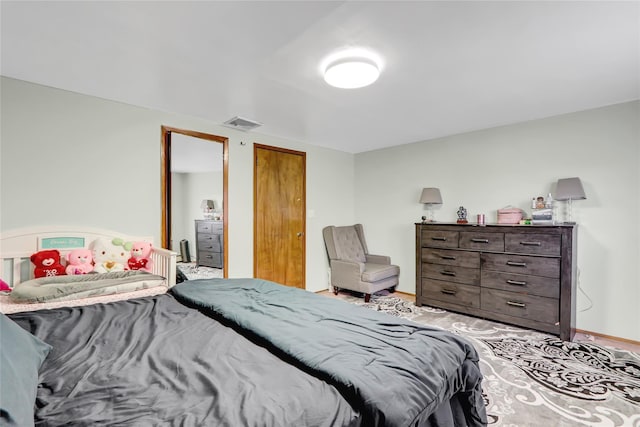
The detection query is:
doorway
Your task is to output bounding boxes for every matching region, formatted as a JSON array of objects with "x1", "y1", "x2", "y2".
[
  {"x1": 253, "y1": 144, "x2": 306, "y2": 288},
  {"x1": 161, "y1": 126, "x2": 229, "y2": 277}
]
